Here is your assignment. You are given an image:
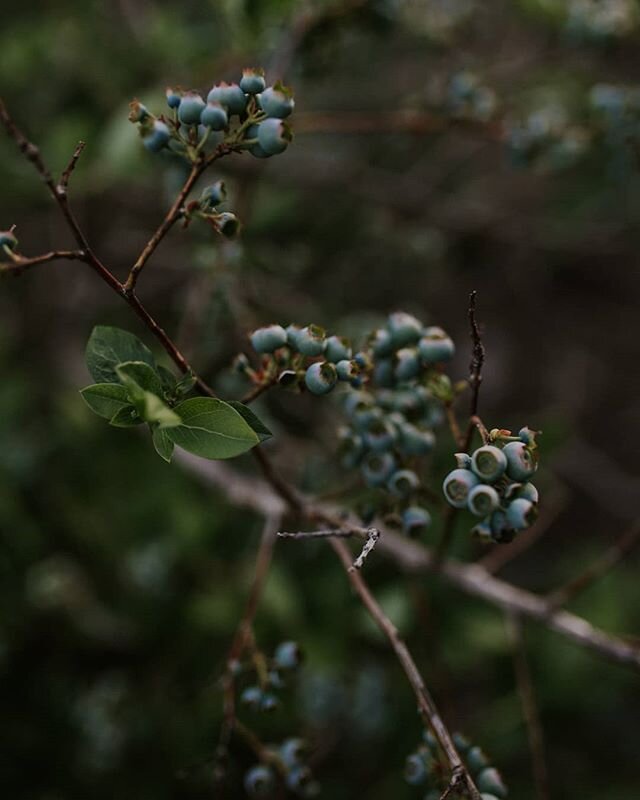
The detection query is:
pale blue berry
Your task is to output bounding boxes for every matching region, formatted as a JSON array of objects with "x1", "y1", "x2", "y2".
[
  {"x1": 353, "y1": 351, "x2": 373, "y2": 370},
  {"x1": 477, "y1": 767, "x2": 507, "y2": 798},
  {"x1": 339, "y1": 430, "x2": 365, "y2": 469},
  {"x1": 325, "y1": 335, "x2": 352, "y2": 363},
  {"x1": 453, "y1": 452, "x2": 472, "y2": 469},
  {"x1": 453, "y1": 732, "x2": 471, "y2": 753},
  {"x1": 165, "y1": 87, "x2": 181, "y2": 109},
  {"x1": 397, "y1": 423, "x2": 435, "y2": 456},
  {"x1": 241, "y1": 685, "x2": 263, "y2": 710},
  {"x1": 285, "y1": 765, "x2": 313, "y2": 793},
  {"x1": 489, "y1": 510, "x2": 515, "y2": 543},
  {"x1": 199, "y1": 180, "x2": 227, "y2": 209},
  {"x1": 387, "y1": 469, "x2": 420, "y2": 498},
  {"x1": 250, "y1": 324, "x2": 288, "y2": 353},
  {"x1": 467, "y1": 484, "x2": 500, "y2": 517},
  {"x1": 395, "y1": 348, "x2": 421, "y2": 381},
  {"x1": 305, "y1": 362, "x2": 337, "y2": 395},
  {"x1": 178, "y1": 92, "x2": 205, "y2": 125},
  {"x1": 285, "y1": 323, "x2": 303, "y2": 349},
  {"x1": 506, "y1": 497, "x2": 537, "y2": 530},
  {"x1": 418, "y1": 326, "x2": 455, "y2": 363},
  {"x1": 361, "y1": 452, "x2": 396, "y2": 487},
  {"x1": 142, "y1": 121, "x2": 170, "y2": 152},
  {"x1": 297, "y1": 325, "x2": 326, "y2": 356},
  {"x1": 466, "y1": 746, "x2": 490, "y2": 773},
  {"x1": 336, "y1": 359, "x2": 359, "y2": 381},
  {"x1": 201, "y1": 101, "x2": 228, "y2": 130},
  {"x1": 503, "y1": 441, "x2": 538, "y2": 481},
  {"x1": 240, "y1": 67, "x2": 266, "y2": 95},
  {"x1": 207, "y1": 82, "x2": 246, "y2": 116},
  {"x1": 404, "y1": 752, "x2": 428, "y2": 785},
  {"x1": 216, "y1": 212, "x2": 240, "y2": 238},
  {"x1": 370, "y1": 327, "x2": 394, "y2": 357},
  {"x1": 387, "y1": 311, "x2": 423, "y2": 348},
  {"x1": 273, "y1": 640, "x2": 302, "y2": 670},
  {"x1": 373, "y1": 358, "x2": 394, "y2": 388},
  {"x1": 443, "y1": 468, "x2": 480, "y2": 508},
  {"x1": 471, "y1": 445, "x2": 508, "y2": 483},
  {"x1": 402, "y1": 506, "x2": 432, "y2": 536},
  {"x1": 259, "y1": 82, "x2": 295, "y2": 118},
  {"x1": 0, "y1": 230, "x2": 18, "y2": 251},
  {"x1": 364, "y1": 420, "x2": 396, "y2": 452},
  {"x1": 280, "y1": 738, "x2": 306, "y2": 767},
  {"x1": 257, "y1": 118, "x2": 292, "y2": 155},
  {"x1": 244, "y1": 764, "x2": 275, "y2": 796}
]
